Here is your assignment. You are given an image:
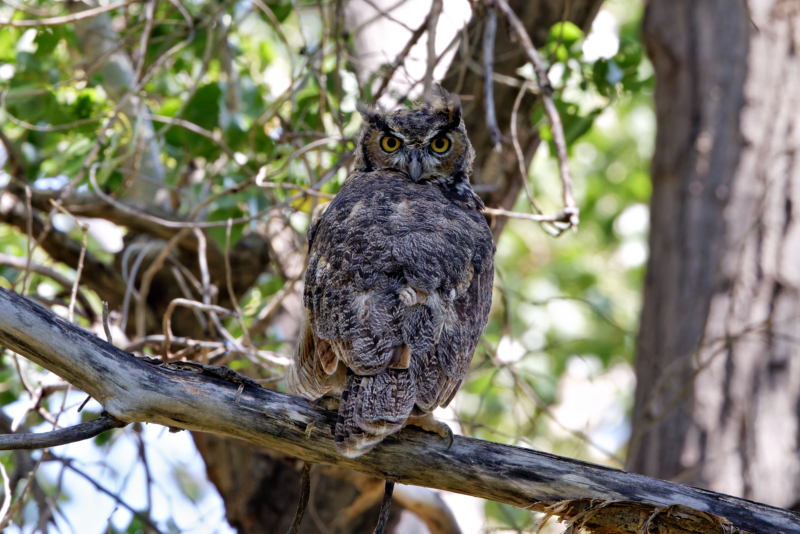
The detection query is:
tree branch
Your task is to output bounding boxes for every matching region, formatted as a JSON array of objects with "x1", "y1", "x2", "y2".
[
  {"x1": 0, "y1": 0, "x2": 135, "y2": 27},
  {"x1": 0, "y1": 286, "x2": 797, "y2": 534},
  {"x1": 0, "y1": 413, "x2": 126, "y2": 450}
]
